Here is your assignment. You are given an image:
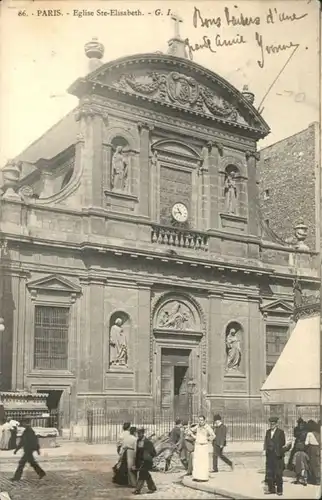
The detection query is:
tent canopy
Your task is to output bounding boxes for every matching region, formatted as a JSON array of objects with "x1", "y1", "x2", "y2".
[{"x1": 261, "y1": 315, "x2": 320, "y2": 405}]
